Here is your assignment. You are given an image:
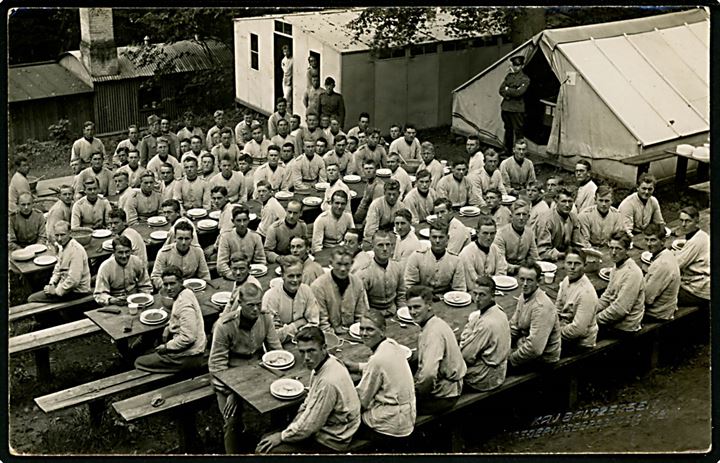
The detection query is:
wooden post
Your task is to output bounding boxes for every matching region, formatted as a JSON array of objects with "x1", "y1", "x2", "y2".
[
  {"x1": 567, "y1": 374, "x2": 579, "y2": 409},
  {"x1": 34, "y1": 348, "x2": 51, "y2": 381},
  {"x1": 176, "y1": 409, "x2": 198, "y2": 453},
  {"x1": 649, "y1": 333, "x2": 661, "y2": 370},
  {"x1": 88, "y1": 400, "x2": 104, "y2": 427}
]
